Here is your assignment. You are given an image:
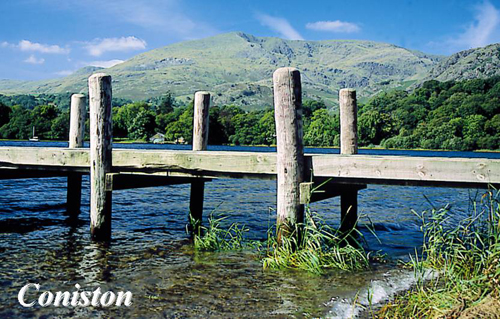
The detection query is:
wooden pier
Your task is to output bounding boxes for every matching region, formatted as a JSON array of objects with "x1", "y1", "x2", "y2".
[{"x1": 1, "y1": 68, "x2": 499, "y2": 240}]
